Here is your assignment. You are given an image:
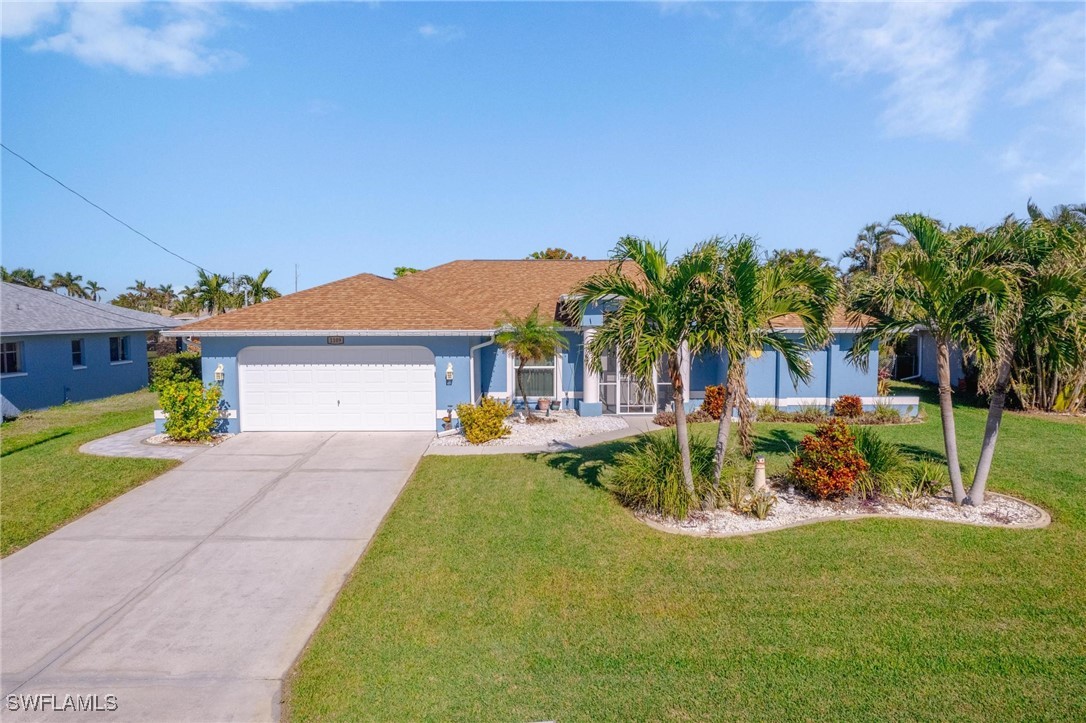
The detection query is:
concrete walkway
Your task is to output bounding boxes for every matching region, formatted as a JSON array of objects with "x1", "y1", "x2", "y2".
[
  {"x1": 78, "y1": 423, "x2": 210, "y2": 461},
  {"x1": 1, "y1": 431, "x2": 431, "y2": 722},
  {"x1": 425, "y1": 415, "x2": 661, "y2": 456}
]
